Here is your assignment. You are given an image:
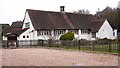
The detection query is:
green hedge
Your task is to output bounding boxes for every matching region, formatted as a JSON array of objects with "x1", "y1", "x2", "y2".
[{"x1": 60, "y1": 32, "x2": 74, "y2": 40}]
